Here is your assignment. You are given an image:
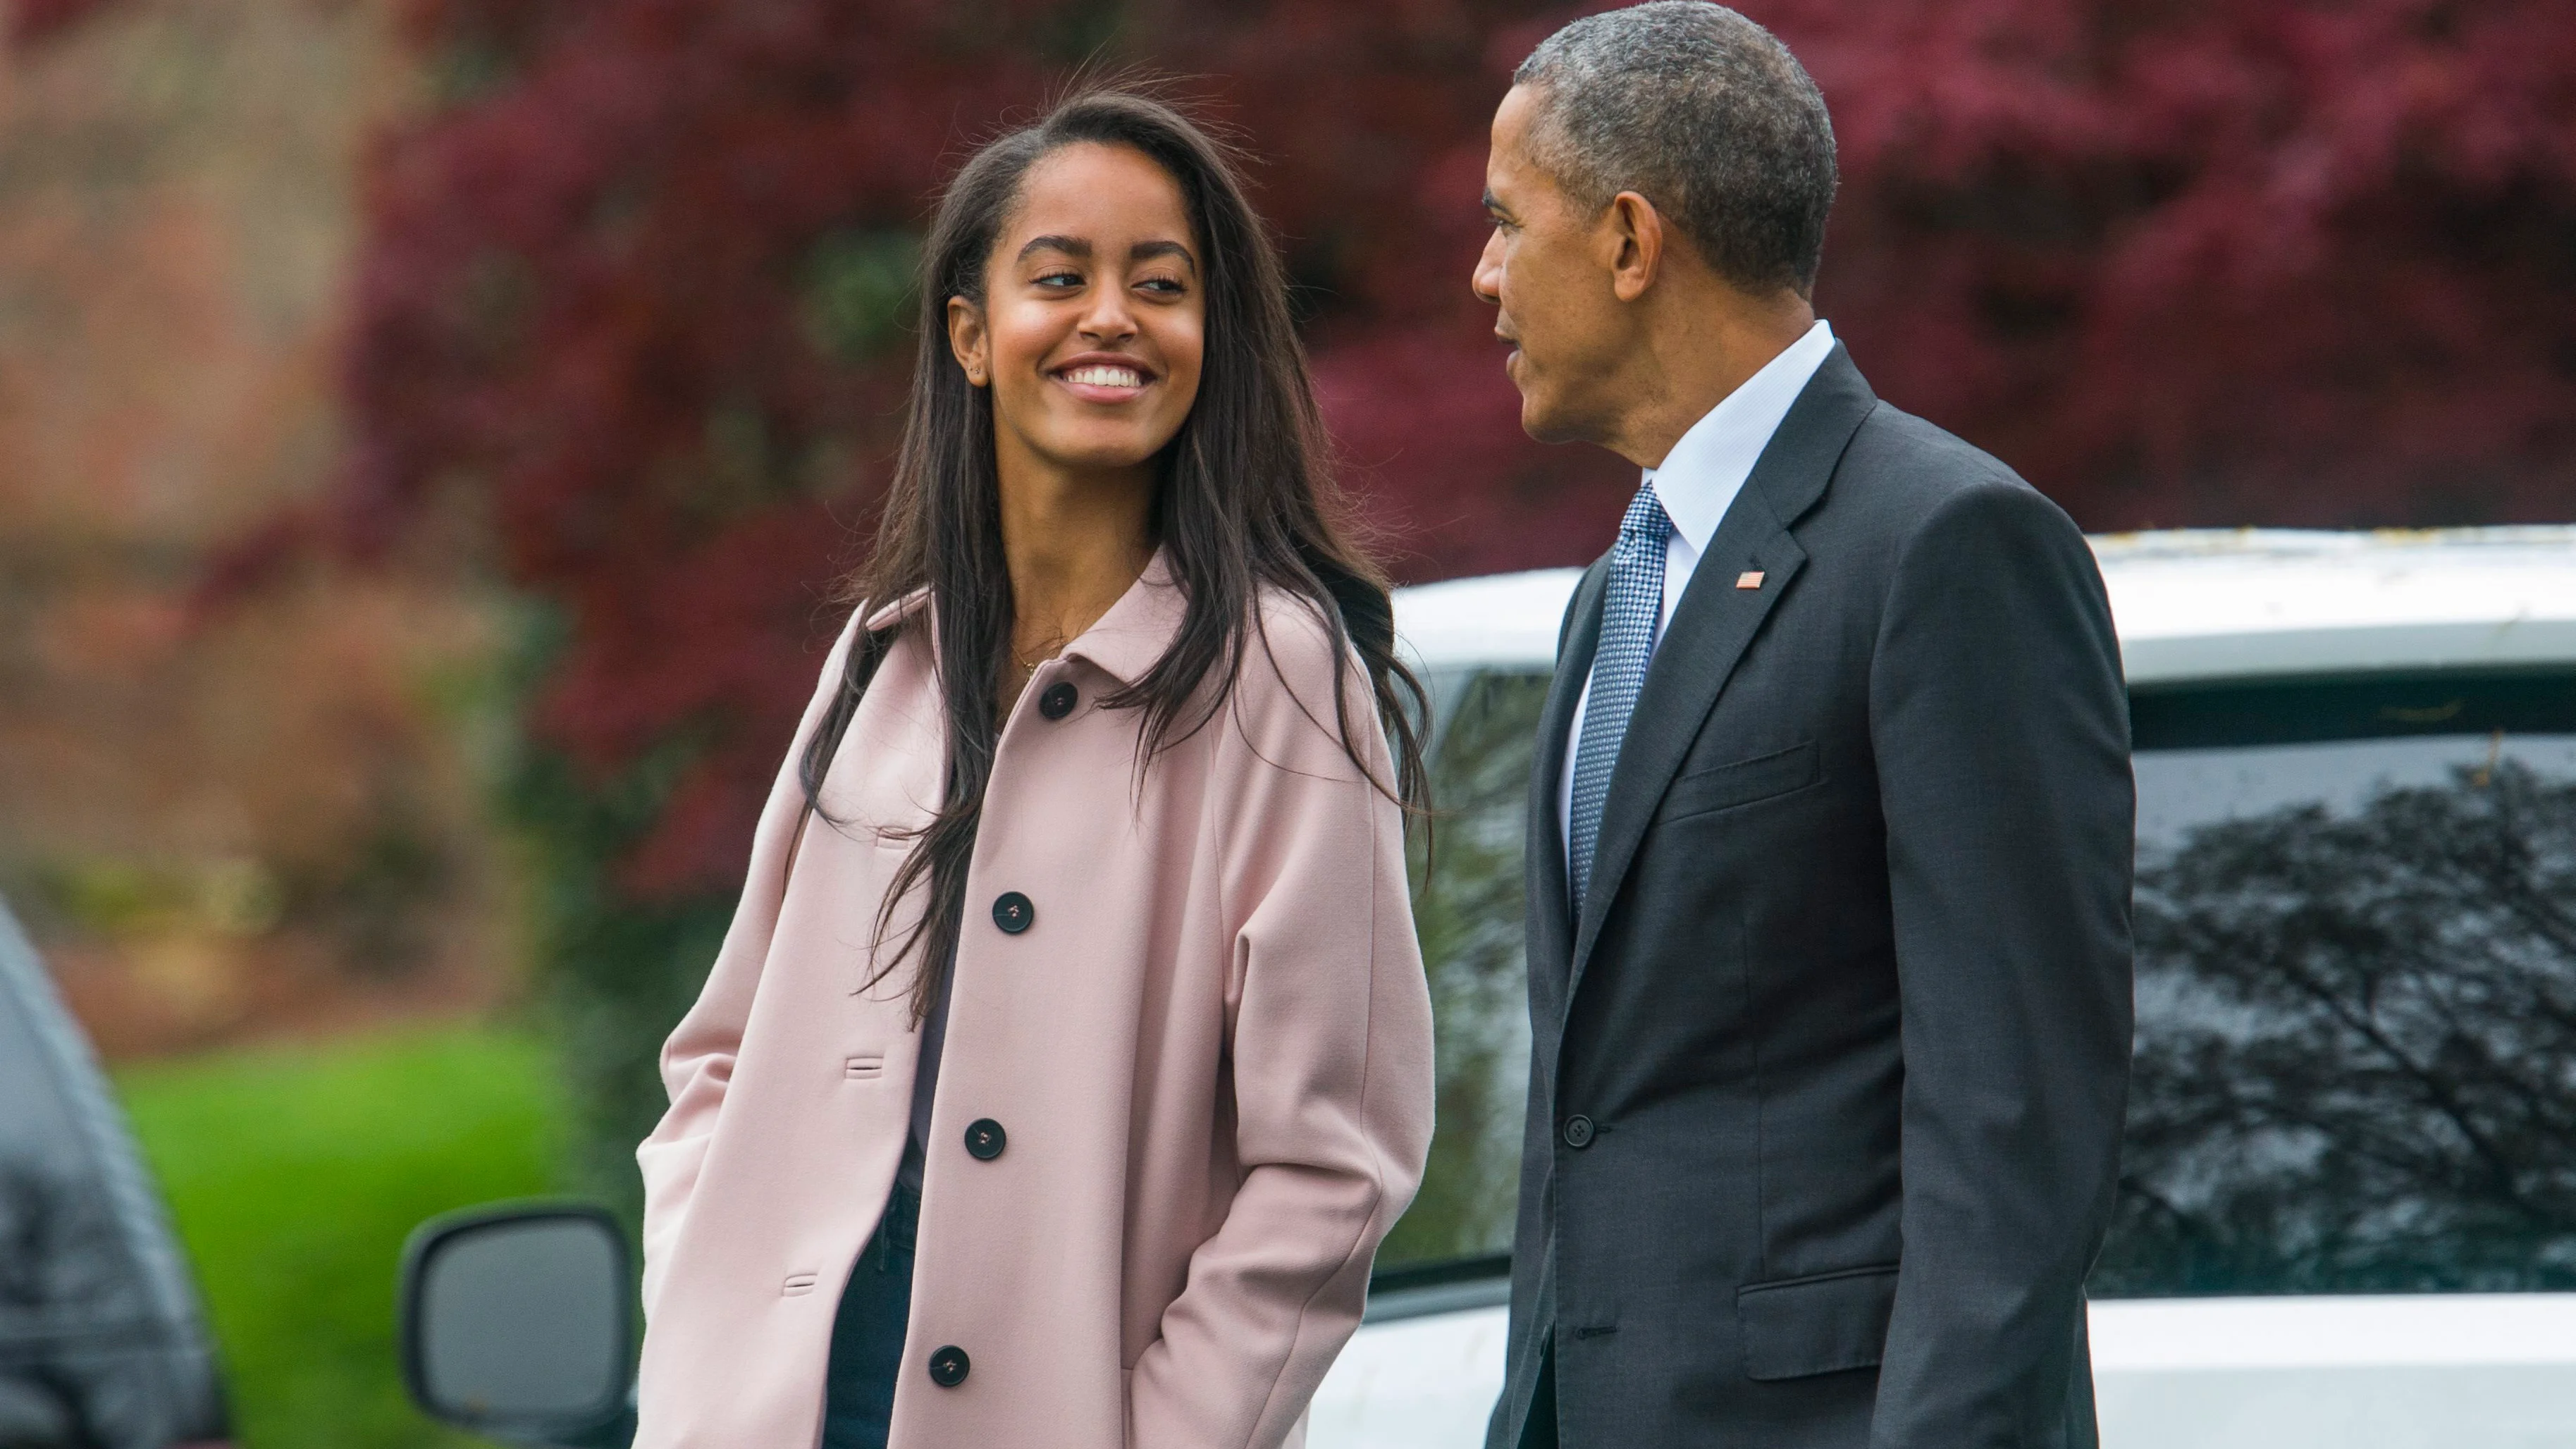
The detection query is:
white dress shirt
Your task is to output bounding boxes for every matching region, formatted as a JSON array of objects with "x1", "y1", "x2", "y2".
[{"x1": 1559, "y1": 319, "x2": 1837, "y2": 873}]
